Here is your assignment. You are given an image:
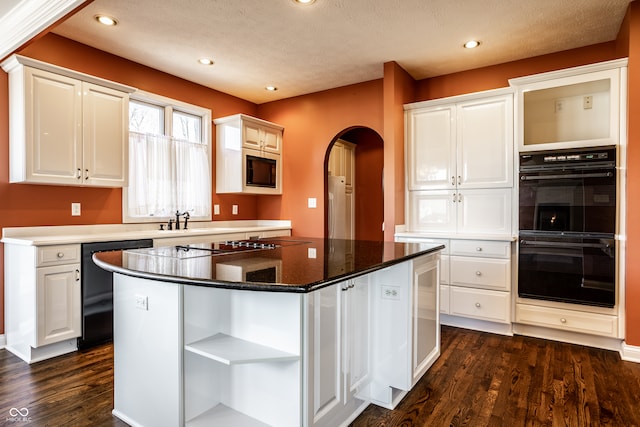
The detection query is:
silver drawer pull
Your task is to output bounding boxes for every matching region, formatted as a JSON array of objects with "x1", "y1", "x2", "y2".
[
  {"x1": 476, "y1": 247, "x2": 483, "y2": 252},
  {"x1": 57, "y1": 252, "x2": 64, "y2": 258},
  {"x1": 451, "y1": 176, "x2": 455, "y2": 186},
  {"x1": 560, "y1": 318, "x2": 567, "y2": 324},
  {"x1": 475, "y1": 302, "x2": 481, "y2": 308},
  {"x1": 475, "y1": 271, "x2": 482, "y2": 276}
]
